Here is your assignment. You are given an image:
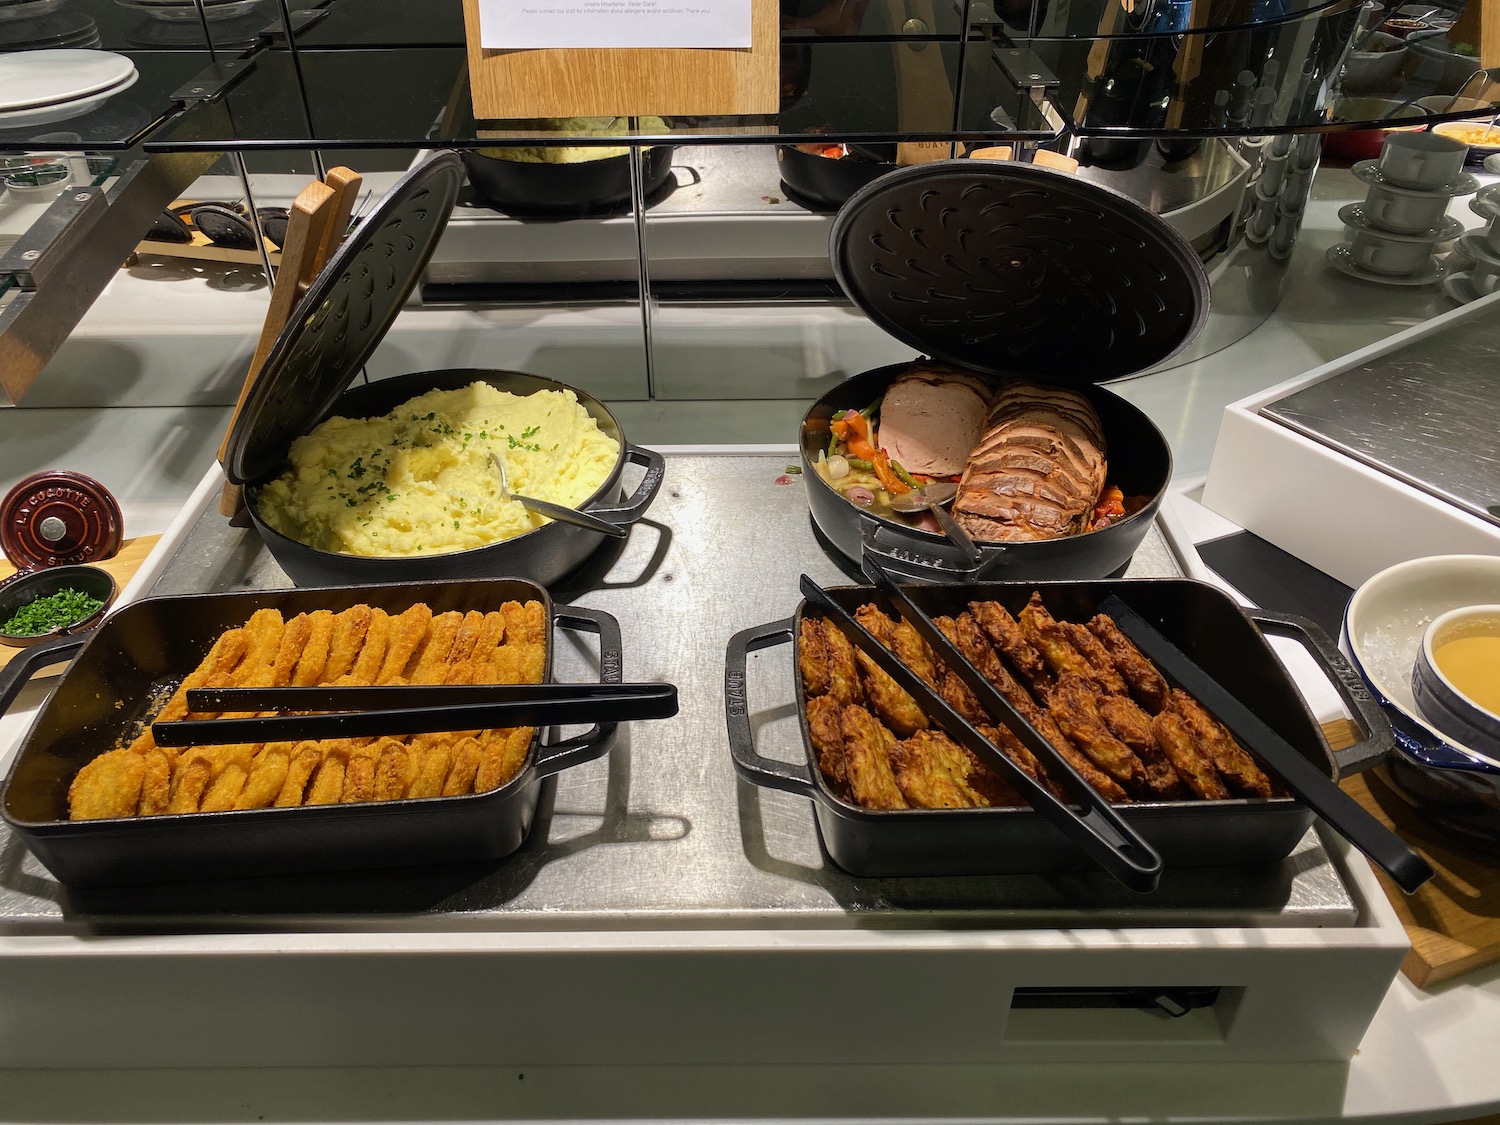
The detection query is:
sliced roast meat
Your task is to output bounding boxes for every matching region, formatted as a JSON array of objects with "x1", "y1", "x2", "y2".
[
  {"x1": 873, "y1": 363, "x2": 992, "y2": 477},
  {"x1": 952, "y1": 380, "x2": 1107, "y2": 542}
]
